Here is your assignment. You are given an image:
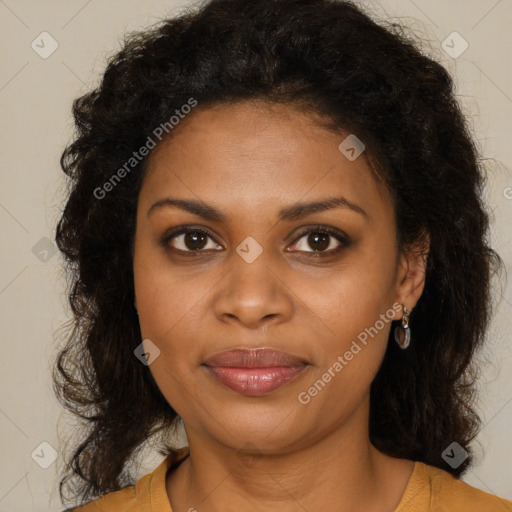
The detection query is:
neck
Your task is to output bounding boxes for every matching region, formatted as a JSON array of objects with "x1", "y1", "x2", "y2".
[{"x1": 166, "y1": 408, "x2": 414, "y2": 511}]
